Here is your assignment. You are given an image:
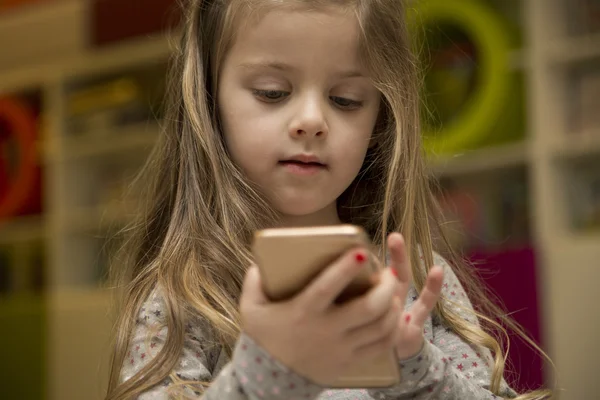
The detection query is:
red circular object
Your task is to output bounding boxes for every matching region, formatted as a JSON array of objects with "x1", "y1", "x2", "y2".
[{"x1": 0, "y1": 97, "x2": 38, "y2": 220}]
